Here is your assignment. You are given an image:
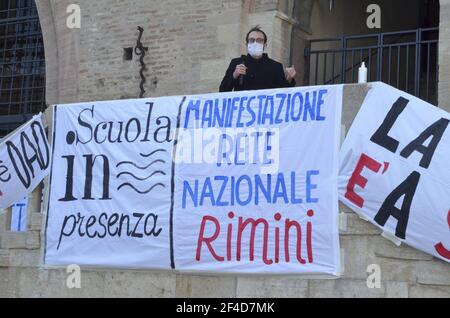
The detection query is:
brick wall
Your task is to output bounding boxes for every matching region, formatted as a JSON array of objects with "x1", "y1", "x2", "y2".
[
  {"x1": 75, "y1": 0, "x2": 244, "y2": 101},
  {"x1": 38, "y1": 0, "x2": 295, "y2": 103}
]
